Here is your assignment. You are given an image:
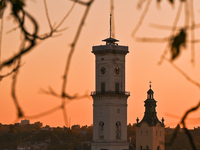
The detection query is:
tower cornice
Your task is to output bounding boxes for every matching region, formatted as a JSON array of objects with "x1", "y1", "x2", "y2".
[{"x1": 92, "y1": 44, "x2": 129, "y2": 54}]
